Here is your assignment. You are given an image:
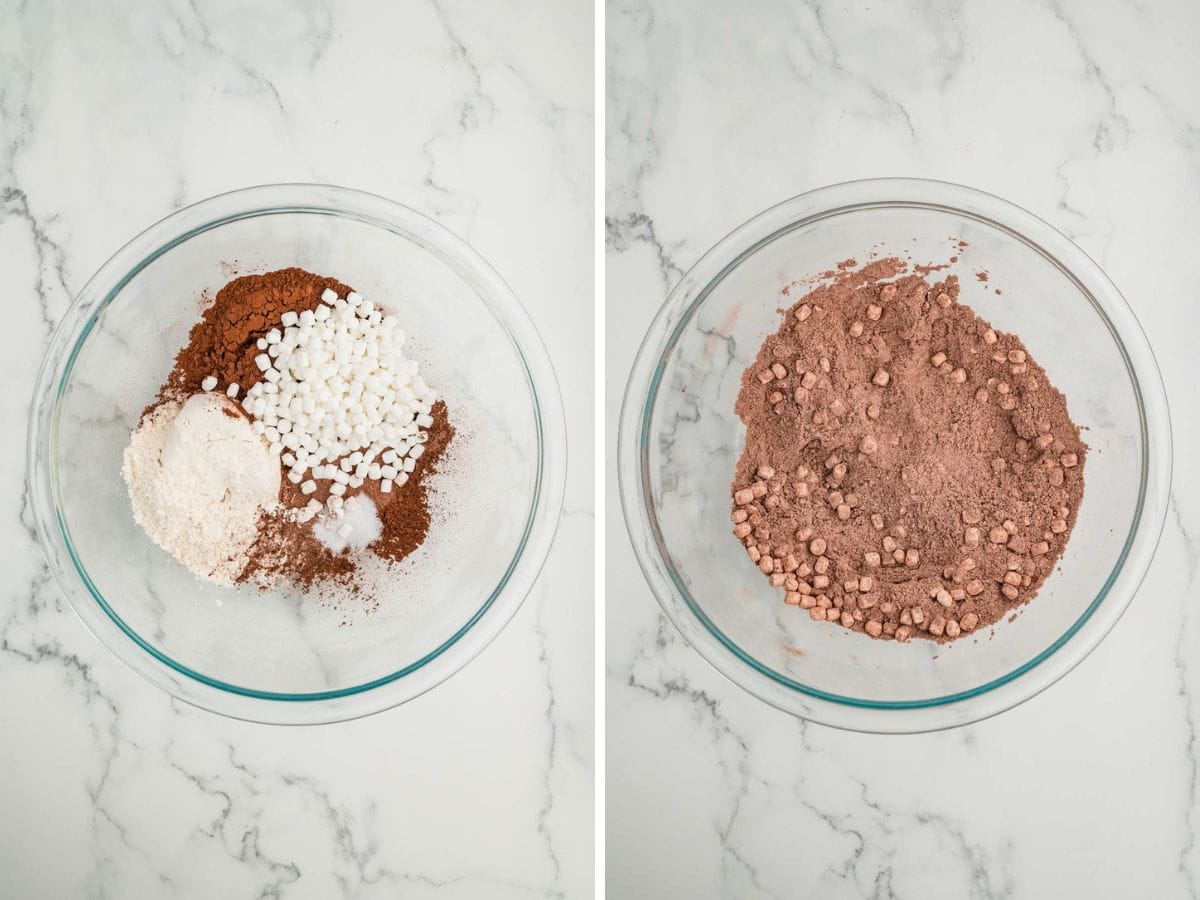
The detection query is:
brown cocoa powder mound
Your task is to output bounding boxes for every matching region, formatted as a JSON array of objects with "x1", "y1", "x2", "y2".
[
  {"x1": 731, "y1": 258, "x2": 1086, "y2": 643},
  {"x1": 240, "y1": 401, "x2": 455, "y2": 589},
  {"x1": 364, "y1": 402, "x2": 455, "y2": 562},
  {"x1": 241, "y1": 507, "x2": 359, "y2": 593},
  {"x1": 159, "y1": 267, "x2": 352, "y2": 404},
  {"x1": 154, "y1": 267, "x2": 454, "y2": 593}
]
